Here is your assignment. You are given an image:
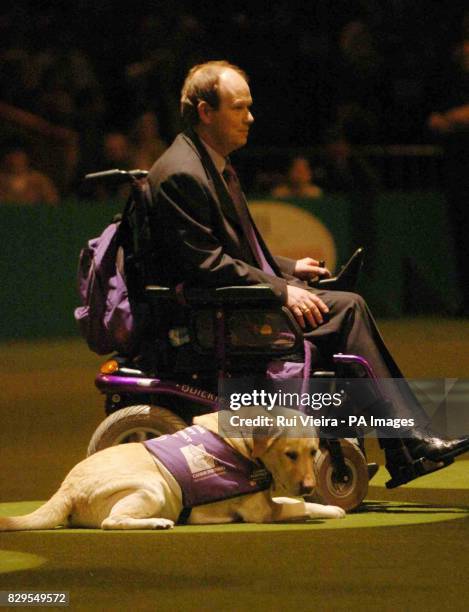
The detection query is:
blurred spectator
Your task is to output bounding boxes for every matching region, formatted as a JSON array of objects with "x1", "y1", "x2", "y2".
[
  {"x1": 0, "y1": 46, "x2": 35, "y2": 109},
  {"x1": 36, "y1": 72, "x2": 76, "y2": 128},
  {"x1": 130, "y1": 111, "x2": 168, "y2": 170},
  {"x1": 1, "y1": 1, "x2": 468, "y2": 201},
  {"x1": 253, "y1": 169, "x2": 284, "y2": 194},
  {"x1": 319, "y1": 133, "x2": 380, "y2": 196},
  {"x1": 89, "y1": 132, "x2": 133, "y2": 201},
  {"x1": 318, "y1": 132, "x2": 380, "y2": 265},
  {"x1": 271, "y1": 157, "x2": 323, "y2": 199},
  {"x1": 71, "y1": 87, "x2": 107, "y2": 194},
  {"x1": 427, "y1": 38, "x2": 469, "y2": 314},
  {"x1": 334, "y1": 102, "x2": 381, "y2": 146},
  {"x1": 0, "y1": 142, "x2": 59, "y2": 205},
  {"x1": 331, "y1": 20, "x2": 385, "y2": 144},
  {"x1": 126, "y1": 12, "x2": 209, "y2": 141},
  {"x1": 101, "y1": 132, "x2": 132, "y2": 171},
  {"x1": 33, "y1": 41, "x2": 102, "y2": 129}
]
